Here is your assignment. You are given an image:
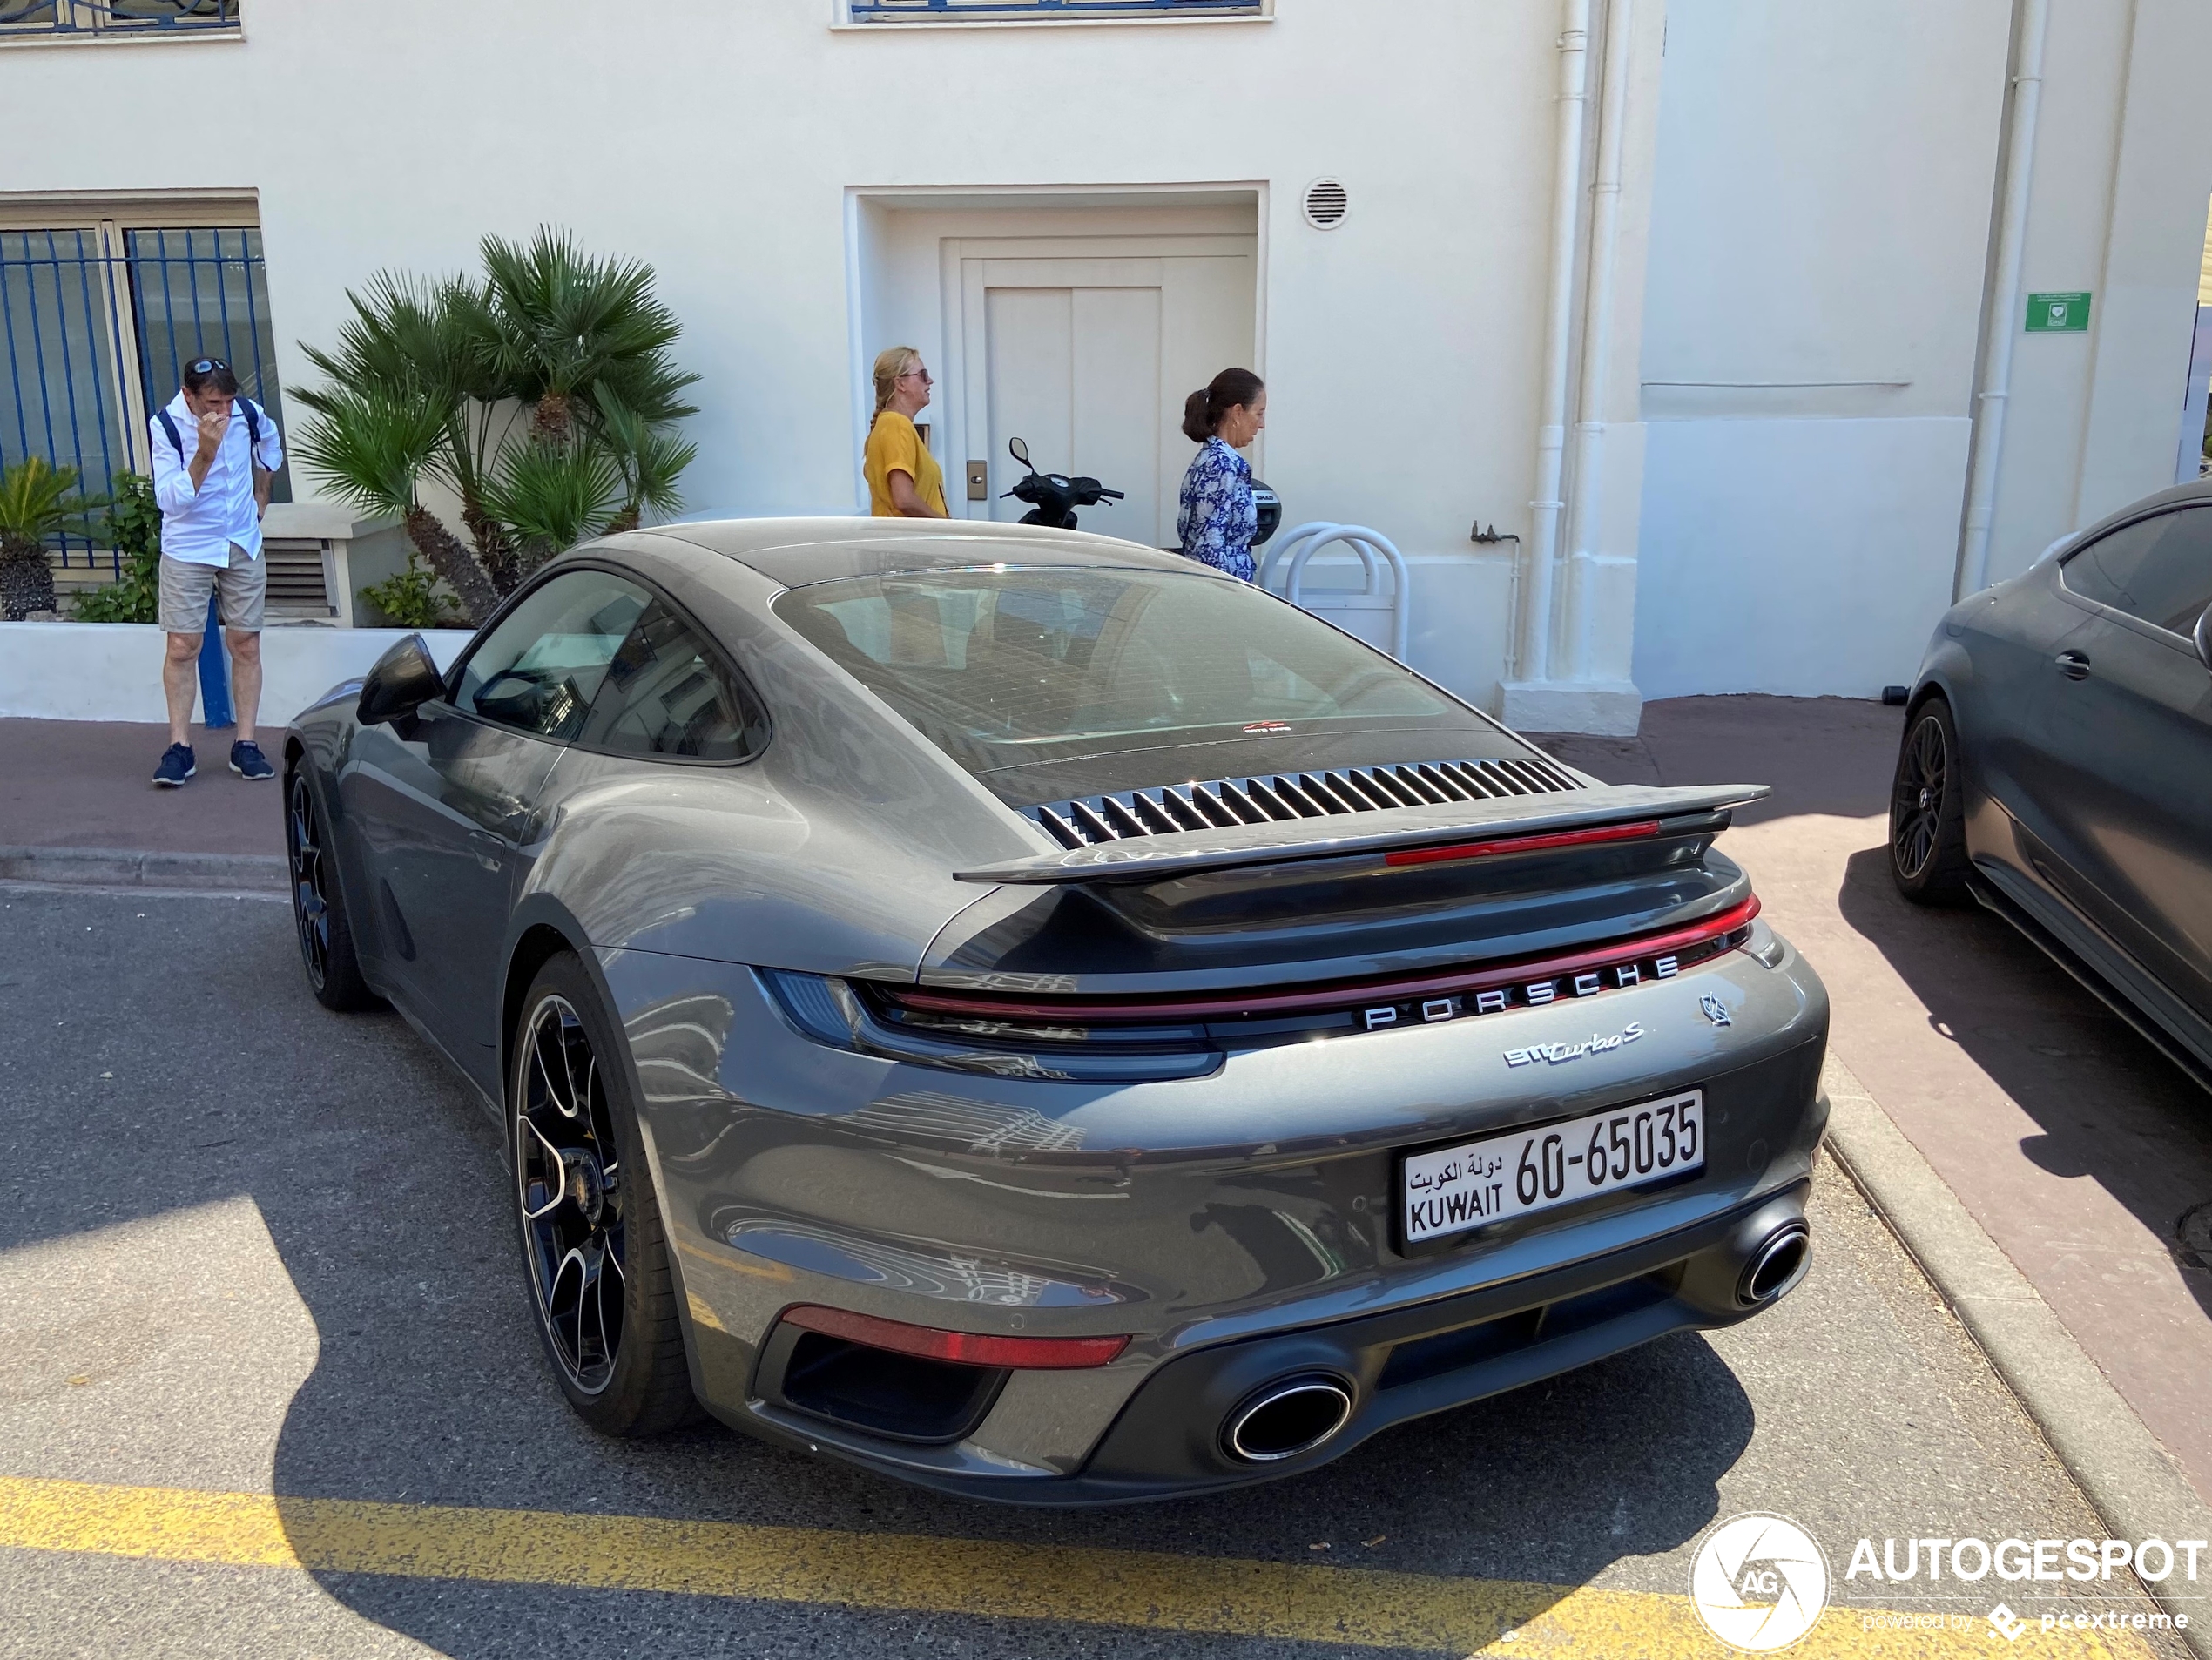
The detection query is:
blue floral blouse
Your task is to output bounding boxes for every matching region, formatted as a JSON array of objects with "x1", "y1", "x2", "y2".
[{"x1": 1177, "y1": 436, "x2": 1258, "y2": 582}]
